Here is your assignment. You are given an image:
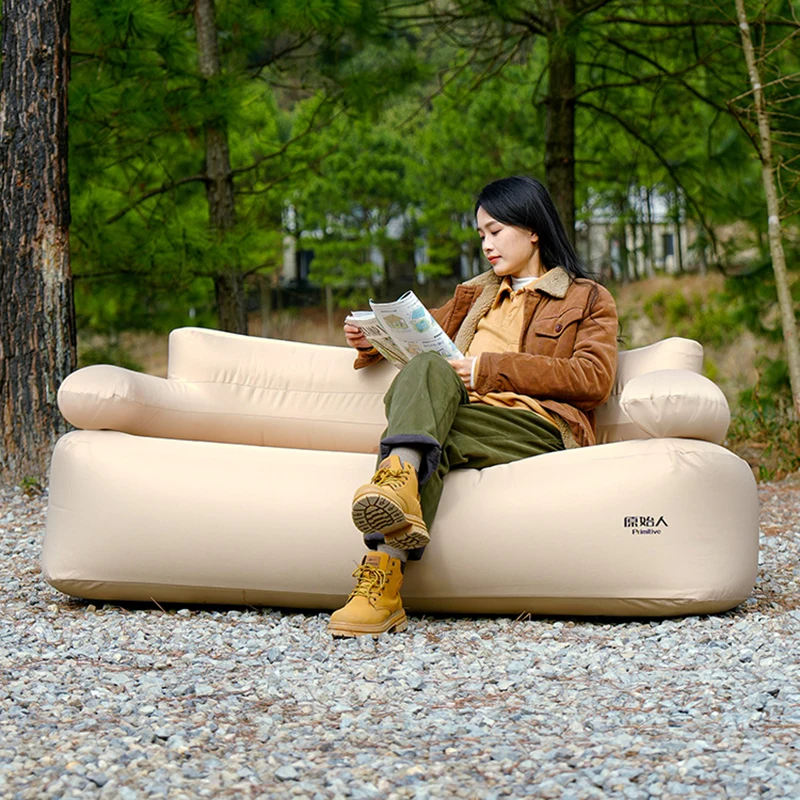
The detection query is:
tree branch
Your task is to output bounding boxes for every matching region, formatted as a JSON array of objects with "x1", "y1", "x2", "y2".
[
  {"x1": 728, "y1": 71, "x2": 800, "y2": 104},
  {"x1": 576, "y1": 98, "x2": 720, "y2": 259},
  {"x1": 724, "y1": 98, "x2": 762, "y2": 157},
  {"x1": 248, "y1": 34, "x2": 316, "y2": 76},
  {"x1": 229, "y1": 97, "x2": 342, "y2": 178},
  {"x1": 105, "y1": 174, "x2": 209, "y2": 225},
  {"x1": 600, "y1": 16, "x2": 798, "y2": 28},
  {"x1": 575, "y1": 0, "x2": 619, "y2": 21},
  {"x1": 598, "y1": 37, "x2": 732, "y2": 112},
  {"x1": 400, "y1": 28, "x2": 526, "y2": 127},
  {"x1": 574, "y1": 60, "x2": 727, "y2": 114}
]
